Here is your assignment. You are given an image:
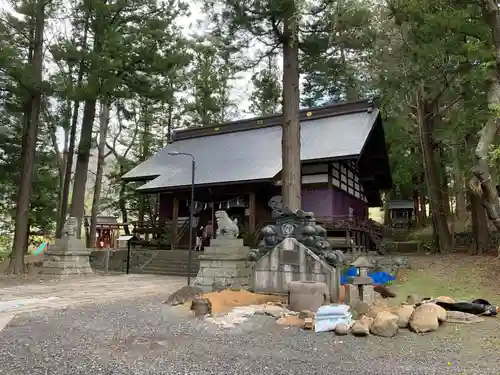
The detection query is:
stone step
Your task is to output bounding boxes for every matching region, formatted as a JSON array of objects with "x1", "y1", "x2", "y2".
[
  {"x1": 143, "y1": 264, "x2": 200, "y2": 271},
  {"x1": 145, "y1": 259, "x2": 200, "y2": 265},
  {"x1": 139, "y1": 270, "x2": 198, "y2": 277},
  {"x1": 139, "y1": 266, "x2": 199, "y2": 275}
]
